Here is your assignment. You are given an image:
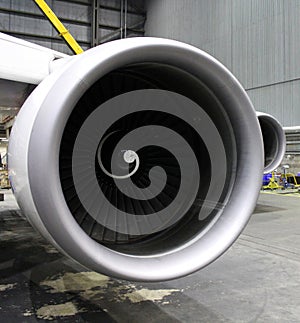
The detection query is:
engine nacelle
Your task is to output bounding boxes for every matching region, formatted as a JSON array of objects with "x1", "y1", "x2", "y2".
[
  {"x1": 256, "y1": 112, "x2": 285, "y2": 174},
  {"x1": 9, "y1": 37, "x2": 273, "y2": 281}
]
